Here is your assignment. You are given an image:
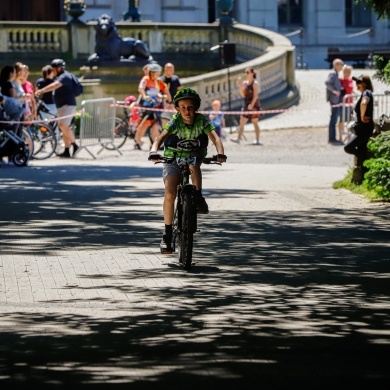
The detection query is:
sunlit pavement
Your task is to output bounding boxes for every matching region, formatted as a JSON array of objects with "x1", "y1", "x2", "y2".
[{"x1": 0, "y1": 69, "x2": 389, "y2": 387}]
